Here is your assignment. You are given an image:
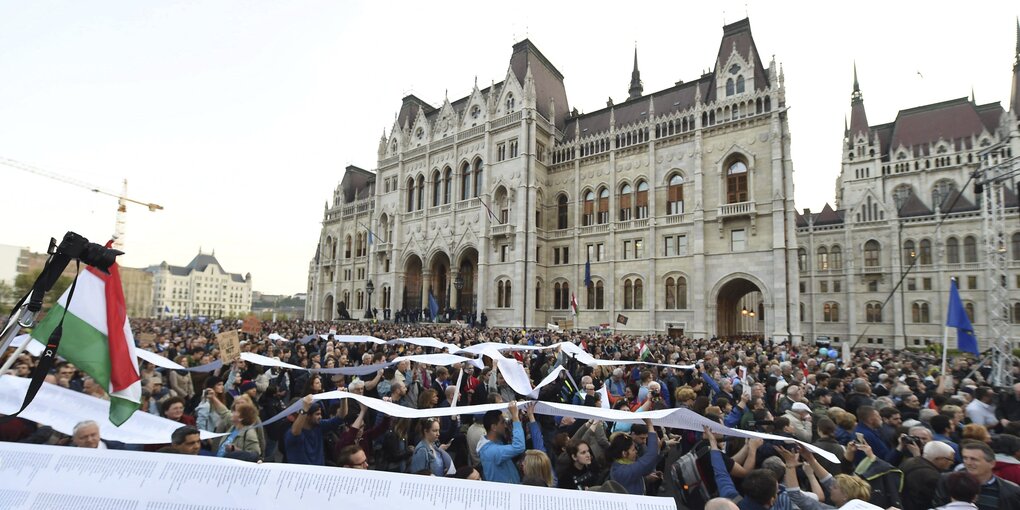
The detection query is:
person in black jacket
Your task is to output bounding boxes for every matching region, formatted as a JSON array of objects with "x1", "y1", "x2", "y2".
[{"x1": 901, "y1": 441, "x2": 956, "y2": 510}]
